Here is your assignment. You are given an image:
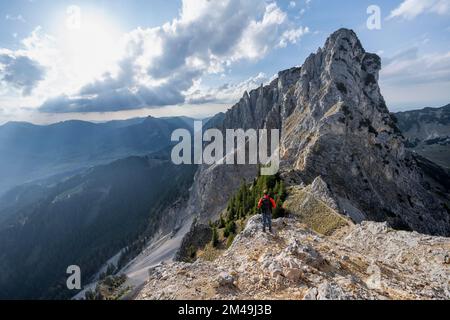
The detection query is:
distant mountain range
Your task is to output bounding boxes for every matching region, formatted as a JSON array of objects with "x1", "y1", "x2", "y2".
[
  {"x1": 0, "y1": 150, "x2": 197, "y2": 299},
  {"x1": 0, "y1": 115, "x2": 199, "y2": 299},
  {"x1": 394, "y1": 104, "x2": 450, "y2": 169},
  {"x1": 0, "y1": 116, "x2": 195, "y2": 195}
]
